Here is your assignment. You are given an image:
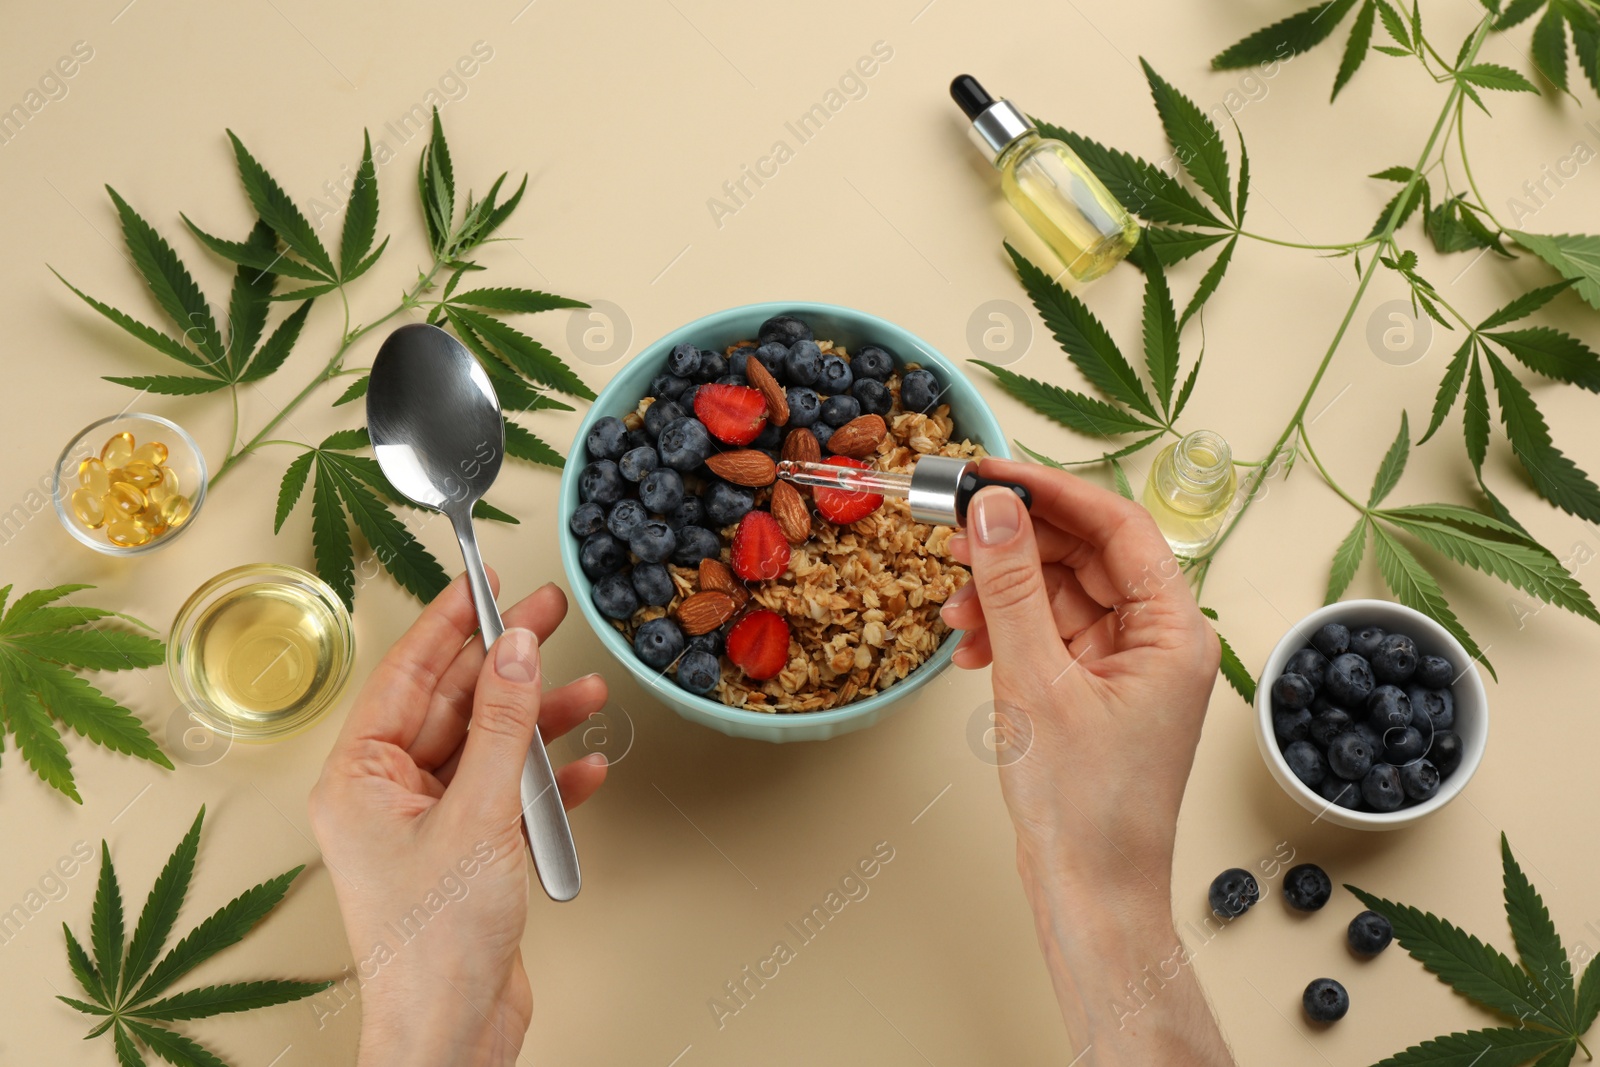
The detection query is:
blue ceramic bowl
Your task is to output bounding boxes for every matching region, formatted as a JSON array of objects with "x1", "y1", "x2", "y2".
[{"x1": 558, "y1": 301, "x2": 1011, "y2": 742}]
